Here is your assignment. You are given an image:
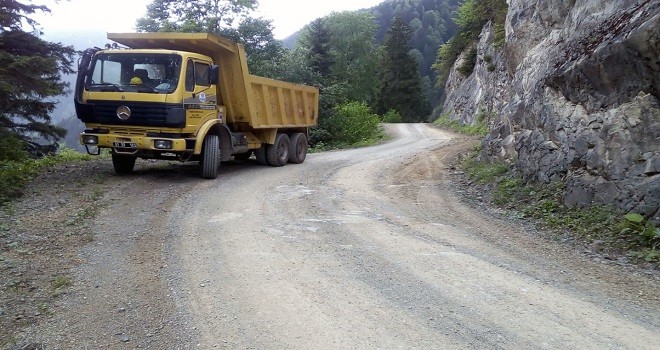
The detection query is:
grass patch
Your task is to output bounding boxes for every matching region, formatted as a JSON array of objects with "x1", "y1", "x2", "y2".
[
  {"x1": 82, "y1": 232, "x2": 95, "y2": 243},
  {"x1": 51, "y1": 275, "x2": 73, "y2": 296},
  {"x1": 66, "y1": 186, "x2": 106, "y2": 226},
  {"x1": 434, "y1": 111, "x2": 489, "y2": 137},
  {"x1": 52, "y1": 275, "x2": 72, "y2": 289},
  {"x1": 36, "y1": 302, "x2": 53, "y2": 316},
  {"x1": 0, "y1": 147, "x2": 96, "y2": 206},
  {"x1": 461, "y1": 153, "x2": 660, "y2": 263},
  {"x1": 7, "y1": 241, "x2": 30, "y2": 255},
  {"x1": 67, "y1": 206, "x2": 99, "y2": 226},
  {"x1": 464, "y1": 158, "x2": 508, "y2": 184}
]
